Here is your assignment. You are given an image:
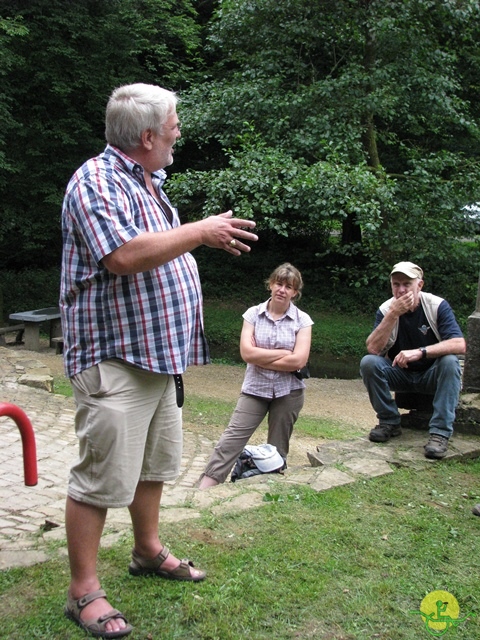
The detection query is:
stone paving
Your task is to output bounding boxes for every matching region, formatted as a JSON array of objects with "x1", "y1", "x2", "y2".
[{"x1": 1, "y1": 346, "x2": 480, "y2": 571}]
